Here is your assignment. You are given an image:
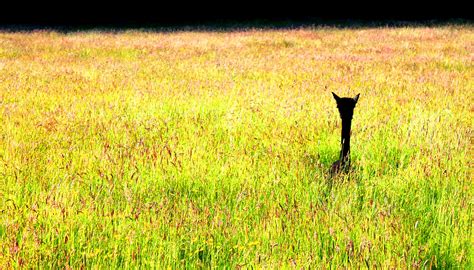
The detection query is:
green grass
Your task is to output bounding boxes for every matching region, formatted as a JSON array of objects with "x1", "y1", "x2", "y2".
[{"x1": 0, "y1": 25, "x2": 473, "y2": 268}]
